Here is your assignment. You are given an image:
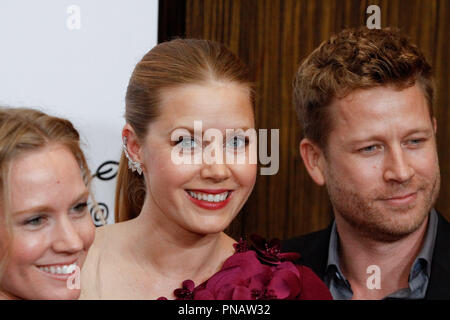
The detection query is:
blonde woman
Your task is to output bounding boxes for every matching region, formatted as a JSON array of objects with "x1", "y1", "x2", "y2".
[{"x1": 0, "y1": 108, "x2": 95, "y2": 299}]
